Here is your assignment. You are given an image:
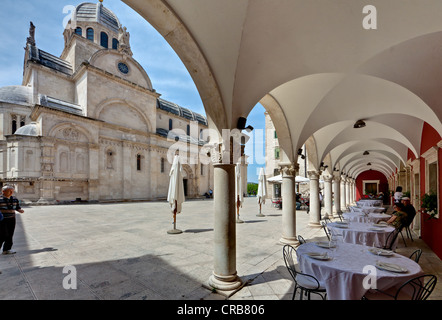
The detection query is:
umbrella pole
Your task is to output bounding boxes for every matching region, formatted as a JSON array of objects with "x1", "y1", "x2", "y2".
[
  {"x1": 168, "y1": 200, "x2": 182, "y2": 234},
  {"x1": 257, "y1": 202, "x2": 265, "y2": 217}
]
